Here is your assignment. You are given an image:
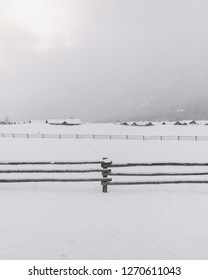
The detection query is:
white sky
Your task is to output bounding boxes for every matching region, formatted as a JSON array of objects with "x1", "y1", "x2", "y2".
[{"x1": 0, "y1": 0, "x2": 208, "y2": 121}]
